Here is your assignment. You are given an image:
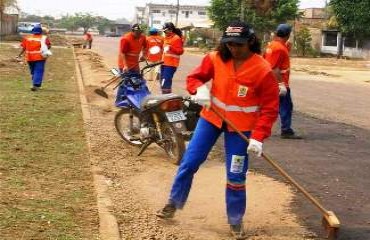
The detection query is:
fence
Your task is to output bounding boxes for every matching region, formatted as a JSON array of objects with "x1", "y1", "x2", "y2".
[{"x1": 0, "y1": 13, "x2": 18, "y2": 36}]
